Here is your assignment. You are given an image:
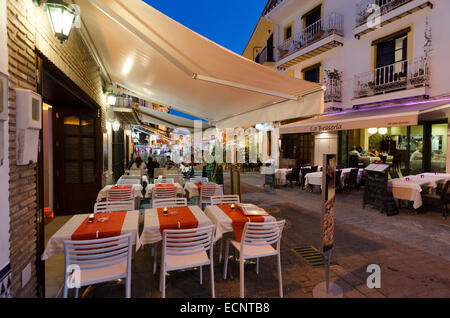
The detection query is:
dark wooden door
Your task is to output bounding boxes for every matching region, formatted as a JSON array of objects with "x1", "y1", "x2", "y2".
[
  {"x1": 53, "y1": 105, "x2": 102, "y2": 215},
  {"x1": 112, "y1": 128, "x2": 125, "y2": 182}
]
